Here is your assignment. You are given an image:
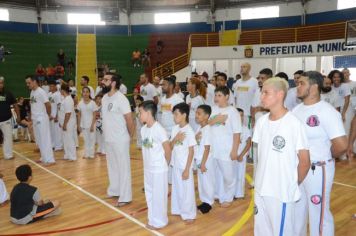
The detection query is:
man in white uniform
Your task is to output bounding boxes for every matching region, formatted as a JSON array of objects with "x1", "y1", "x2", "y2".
[
  {"x1": 152, "y1": 76, "x2": 162, "y2": 105},
  {"x1": 140, "y1": 74, "x2": 156, "y2": 101},
  {"x1": 293, "y1": 71, "x2": 348, "y2": 236},
  {"x1": 321, "y1": 76, "x2": 339, "y2": 109},
  {"x1": 253, "y1": 77, "x2": 310, "y2": 236},
  {"x1": 101, "y1": 72, "x2": 134, "y2": 206},
  {"x1": 48, "y1": 81, "x2": 62, "y2": 151},
  {"x1": 26, "y1": 75, "x2": 55, "y2": 165},
  {"x1": 233, "y1": 62, "x2": 258, "y2": 127}
]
